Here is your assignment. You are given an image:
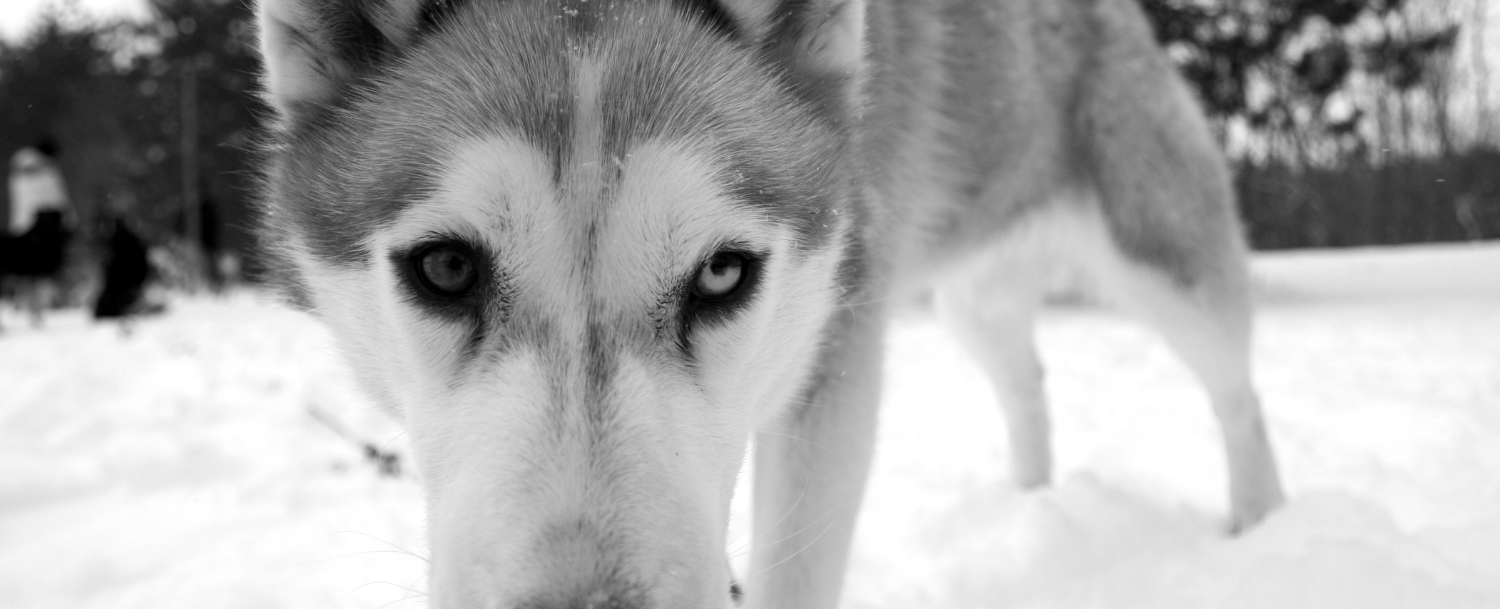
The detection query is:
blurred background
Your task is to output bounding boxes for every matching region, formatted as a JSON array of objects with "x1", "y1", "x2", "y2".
[
  {"x1": 0, "y1": 0, "x2": 1497, "y2": 298},
  {"x1": 0, "y1": 1, "x2": 1497, "y2": 608},
  {"x1": 1, "y1": 0, "x2": 259, "y2": 302}
]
